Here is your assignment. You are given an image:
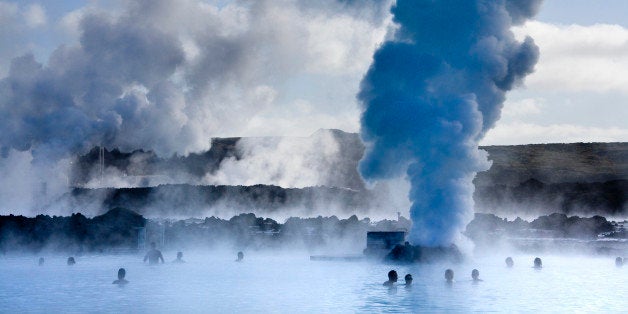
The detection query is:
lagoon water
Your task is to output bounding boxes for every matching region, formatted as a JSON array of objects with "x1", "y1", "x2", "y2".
[{"x1": 0, "y1": 252, "x2": 626, "y2": 313}]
